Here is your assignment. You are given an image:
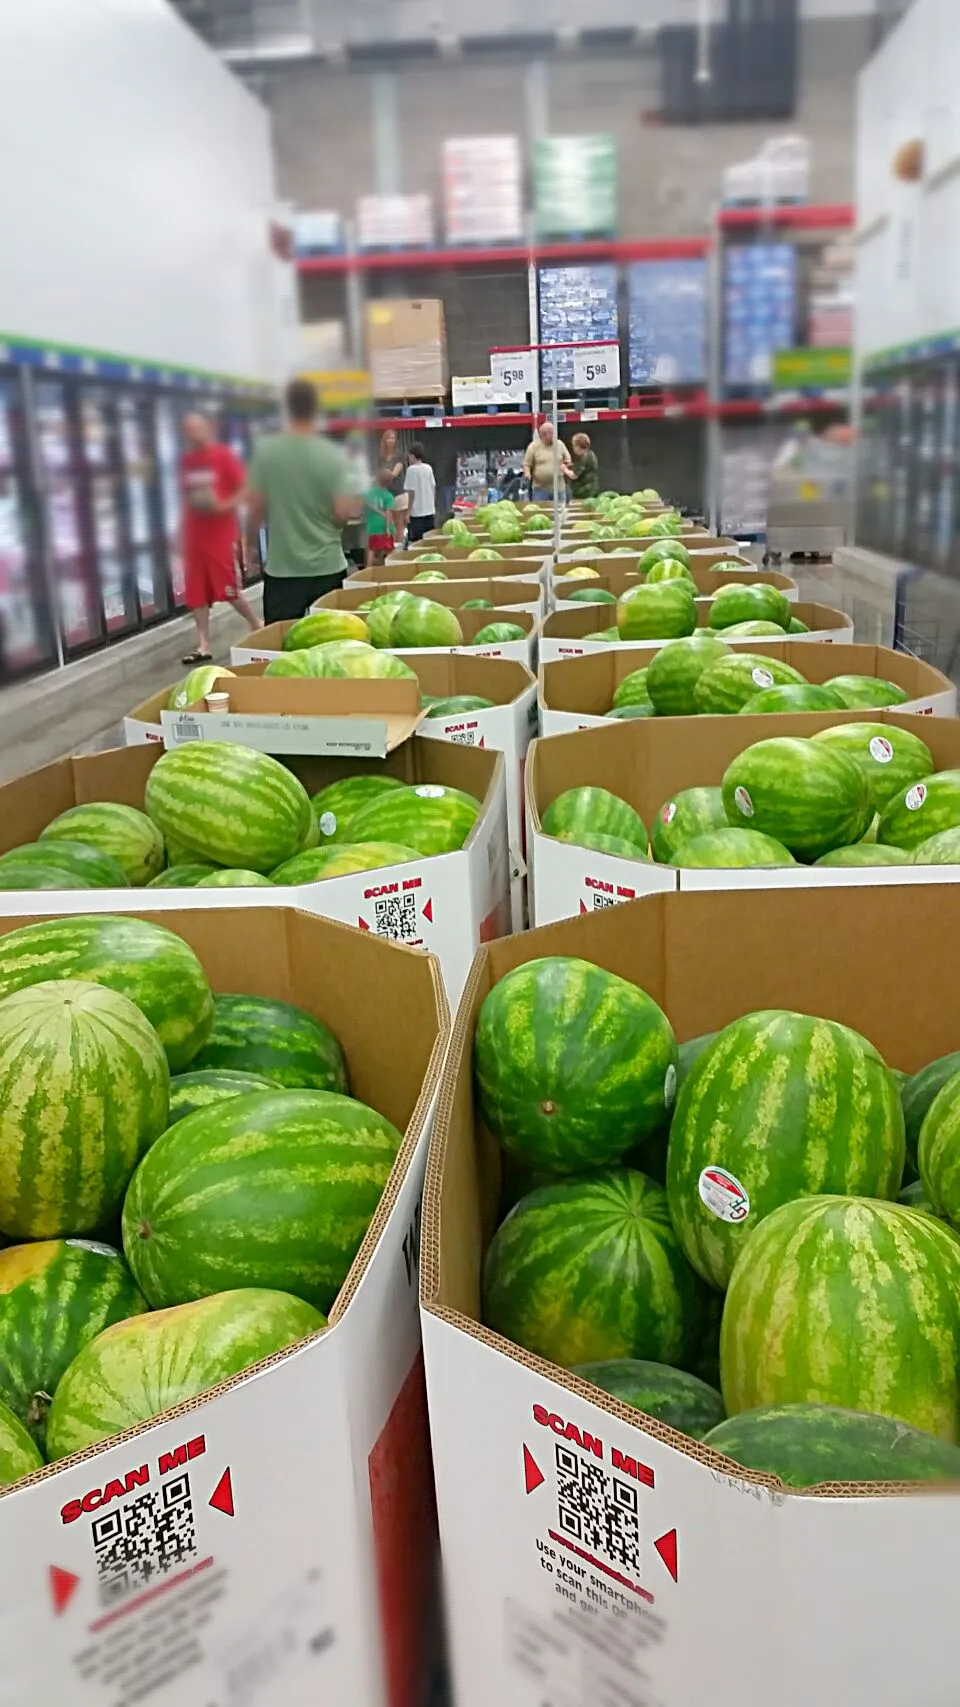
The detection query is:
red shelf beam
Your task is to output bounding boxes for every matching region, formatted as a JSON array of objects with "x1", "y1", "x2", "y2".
[
  {"x1": 296, "y1": 235, "x2": 712, "y2": 277},
  {"x1": 717, "y1": 203, "x2": 855, "y2": 231}
]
